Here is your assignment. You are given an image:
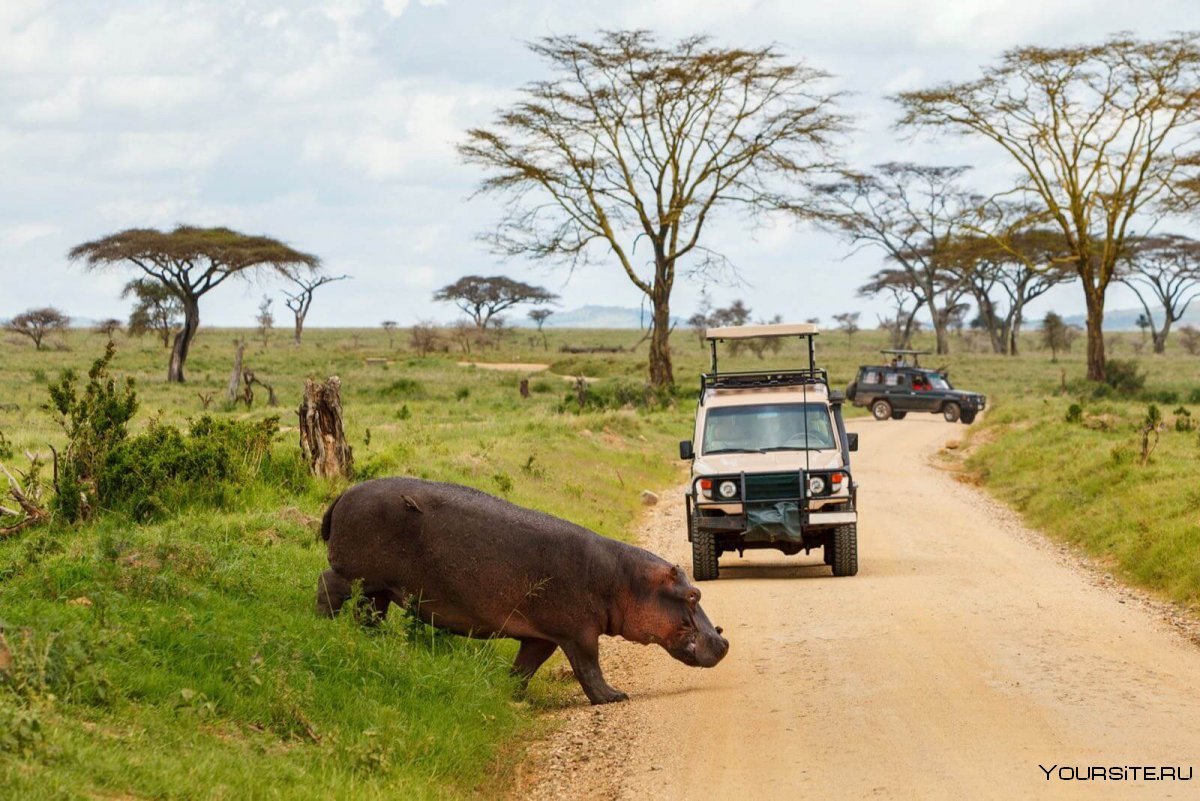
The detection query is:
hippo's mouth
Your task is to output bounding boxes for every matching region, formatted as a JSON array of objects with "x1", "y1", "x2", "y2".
[{"x1": 668, "y1": 633, "x2": 729, "y2": 668}]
